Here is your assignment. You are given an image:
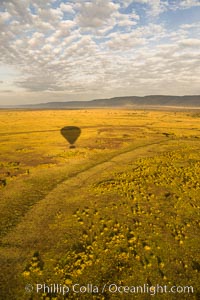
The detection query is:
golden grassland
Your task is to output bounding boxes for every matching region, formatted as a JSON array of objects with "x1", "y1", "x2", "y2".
[{"x1": 0, "y1": 109, "x2": 200, "y2": 299}]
